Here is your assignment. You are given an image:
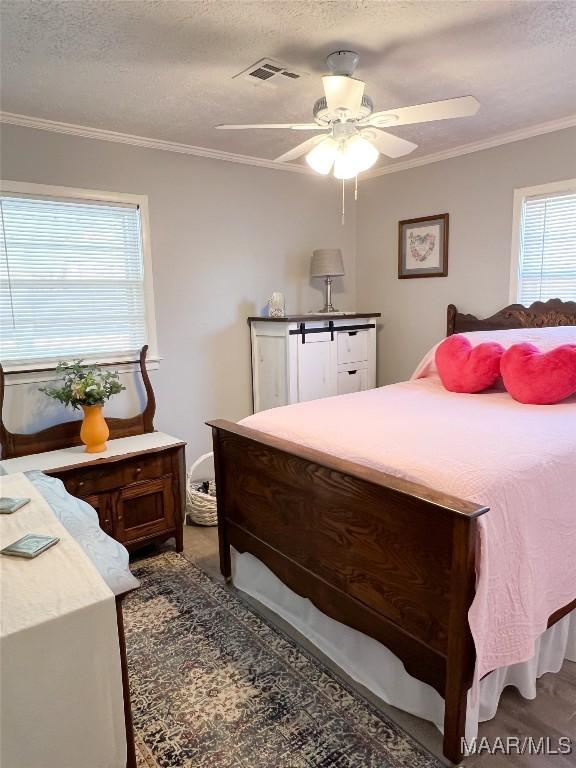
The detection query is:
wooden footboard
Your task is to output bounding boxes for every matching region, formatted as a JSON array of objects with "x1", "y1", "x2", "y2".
[{"x1": 208, "y1": 419, "x2": 489, "y2": 763}]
